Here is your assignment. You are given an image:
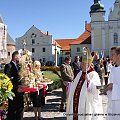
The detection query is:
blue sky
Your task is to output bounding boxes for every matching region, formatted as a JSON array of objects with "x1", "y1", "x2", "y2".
[{"x1": 0, "y1": 0, "x2": 114, "y2": 40}]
